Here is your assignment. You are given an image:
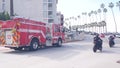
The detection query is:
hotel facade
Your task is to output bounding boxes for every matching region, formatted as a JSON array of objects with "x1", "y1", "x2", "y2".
[{"x1": 0, "y1": 0, "x2": 63, "y2": 24}]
